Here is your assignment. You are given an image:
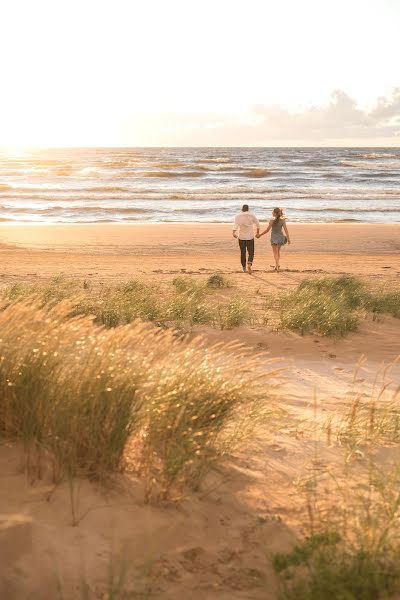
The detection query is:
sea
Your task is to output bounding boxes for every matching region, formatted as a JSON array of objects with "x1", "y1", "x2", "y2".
[{"x1": 0, "y1": 147, "x2": 399, "y2": 224}]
